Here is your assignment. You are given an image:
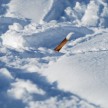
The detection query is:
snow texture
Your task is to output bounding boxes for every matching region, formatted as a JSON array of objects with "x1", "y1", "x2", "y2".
[{"x1": 0, "y1": 0, "x2": 108, "y2": 108}]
